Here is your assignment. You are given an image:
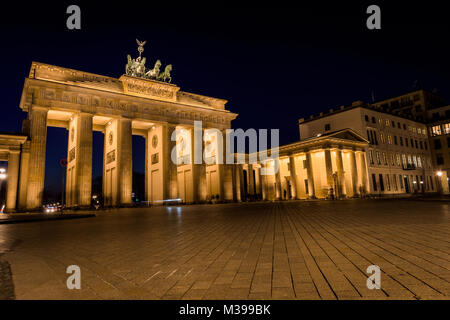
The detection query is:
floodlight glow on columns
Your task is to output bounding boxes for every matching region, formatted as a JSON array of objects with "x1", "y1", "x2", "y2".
[{"x1": 437, "y1": 171, "x2": 443, "y2": 177}]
